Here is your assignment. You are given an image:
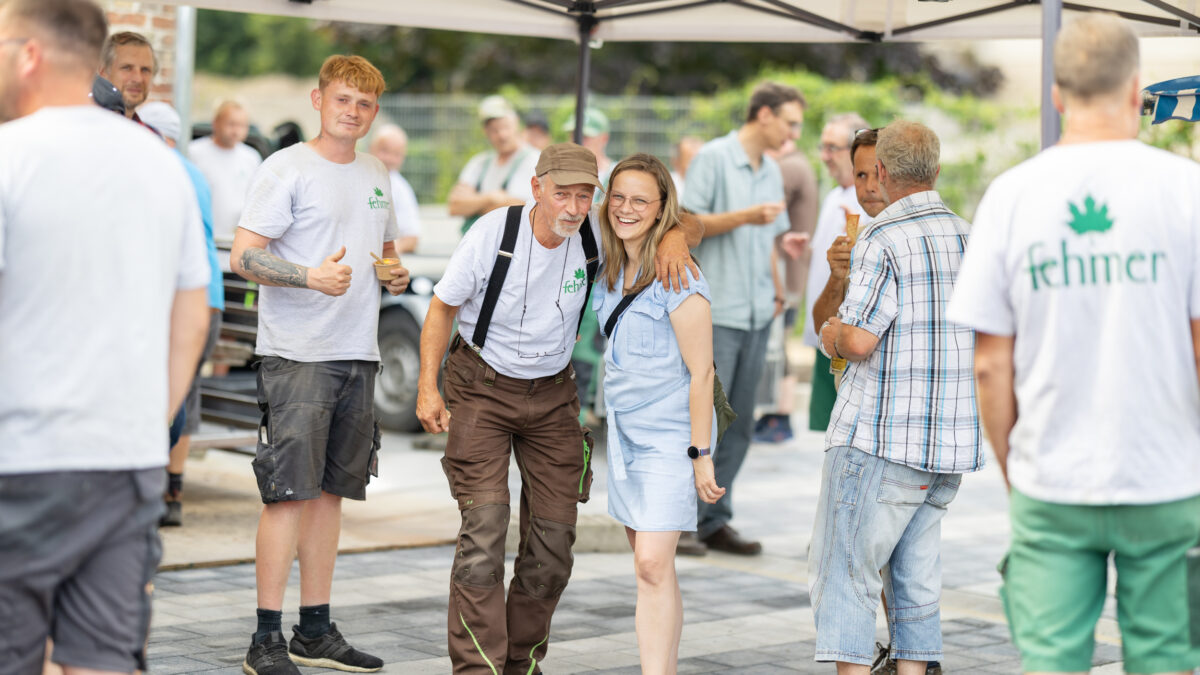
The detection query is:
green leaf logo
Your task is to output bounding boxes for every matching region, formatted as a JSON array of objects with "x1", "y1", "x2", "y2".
[
  {"x1": 1067, "y1": 195, "x2": 1114, "y2": 235},
  {"x1": 574, "y1": 268, "x2": 585, "y2": 280},
  {"x1": 374, "y1": 187, "x2": 383, "y2": 197}
]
